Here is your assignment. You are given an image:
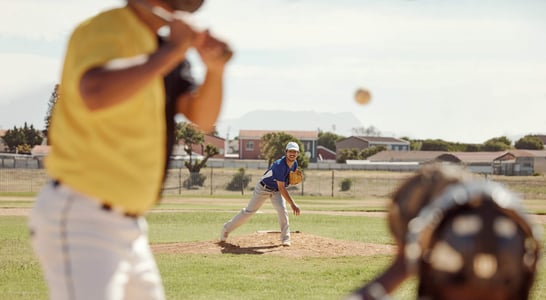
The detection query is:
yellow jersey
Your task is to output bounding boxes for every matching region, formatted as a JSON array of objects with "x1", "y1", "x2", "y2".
[{"x1": 46, "y1": 7, "x2": 165, "y2": 215}]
